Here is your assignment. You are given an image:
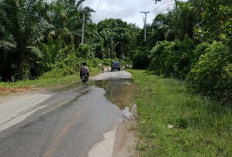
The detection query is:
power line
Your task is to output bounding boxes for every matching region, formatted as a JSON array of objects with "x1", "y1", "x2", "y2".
[
  {"x1": 92, "y1": 0, "x2": 102, "y2": 18},
  {"x1": 151, "y1": 0, "x2": 177, "y2": 13},
  {"x1": 151, "y1": 1, "x2": 176, "y2": 14},
  {"x1": 158, "y1": 2, "x2": 175, "y2": 13},
  {"x1": 152, "y1": 0, "x2": 169, "y2": 12},
  {"x1": 141, "y1": 0, "x2": 175, "y2": 27}
]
